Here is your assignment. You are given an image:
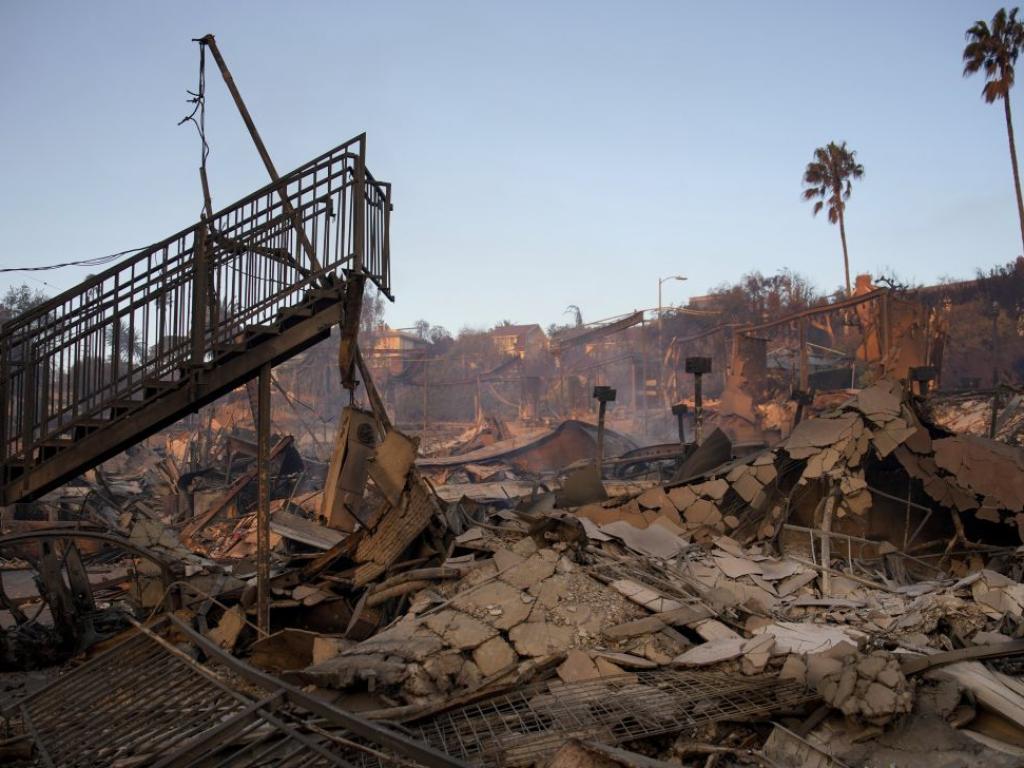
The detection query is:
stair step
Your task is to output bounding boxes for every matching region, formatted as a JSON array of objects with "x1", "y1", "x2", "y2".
[
  {"x1": 39, "y1": 438, "x2": 75, "y2": 461},
  {"x1": 74, "y1": 418, "x2": 111, "y2": 428},
  {"x1": 142, "y1": 378, "x2": 178, "y2": 390},
  {"x1": 73, "y1": 418, "x2": 110, "y2": 439},
  {"x1": 4, "y1": 464, "x2": 25, "y2": 482},
  {"x1": 246, "y1": 324, "x2": 282, "y2": 336},
  {"x1": 143, "y1": 378, "x2": 181, "y2": 399},
  {"x1": 310, "y1": 286, "x2": 343, "y2": 301},
  {"x1": 40, "y1": 438, "x2": 75, "y2": 448},
  {"x1": 279, "y1": 305, "x2": 314, "y2": 318},
  {"x1": 109, "y1": 399, "x2": 143, "y2": 416},
  {"x1": 212, "y1": 340, "x2": 245, "y2": 353}
]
